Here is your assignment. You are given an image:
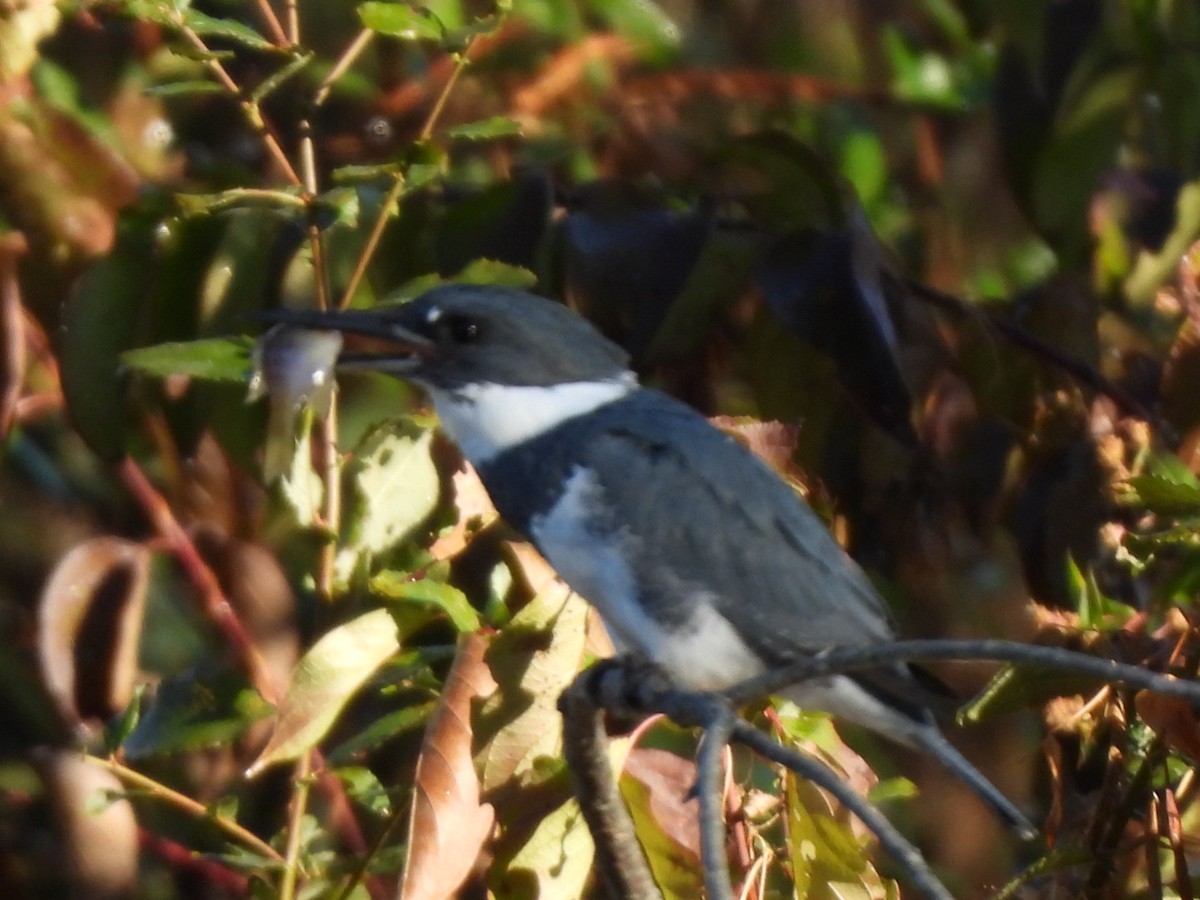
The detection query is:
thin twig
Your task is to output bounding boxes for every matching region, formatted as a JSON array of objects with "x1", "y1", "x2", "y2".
[
  {"x1": 100, "y1": 757, "x2": 283, "y2": 863},
  {"x1": 250, "y1": 0, "x2": 289, "y2": 48},
  {"x1": 337, "y1": 36, "x2": 481, "y2": 309},
  {"x1": 116, "y1": 457, "x2": 281, "y2": 705},
  {"x1": 177, "y1": 26, "x2": 301, "y2": 185},
  {"x1": 696, "y1": 708, "x2": 736, "y2": 900},
  {"x1": 724, "y1": 639, "x2": 1200, "y2": 707},
  {"x1": 279, "y1": 754, "x2": 313, "y2": 900},
  {"x1": 731, "y1": 723, "x2": 953, "y2": 900},
  {"x1": 315, "y1": 29, "x2": 374, "y2": 108}
]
